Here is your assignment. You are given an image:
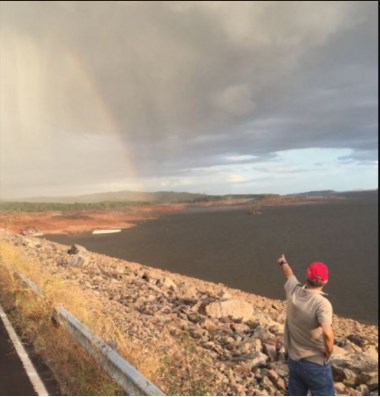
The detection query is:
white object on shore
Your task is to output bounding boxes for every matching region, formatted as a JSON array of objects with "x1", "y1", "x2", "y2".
[{"x1": 92, "y1": 229, "x2": 121, "y2": 234}]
